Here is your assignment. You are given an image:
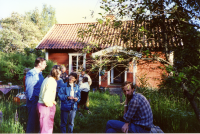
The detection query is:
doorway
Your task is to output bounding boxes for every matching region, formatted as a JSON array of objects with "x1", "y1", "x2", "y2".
[{"x1": 113, "y1": 66, "x2": 125, "y2": 83}]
